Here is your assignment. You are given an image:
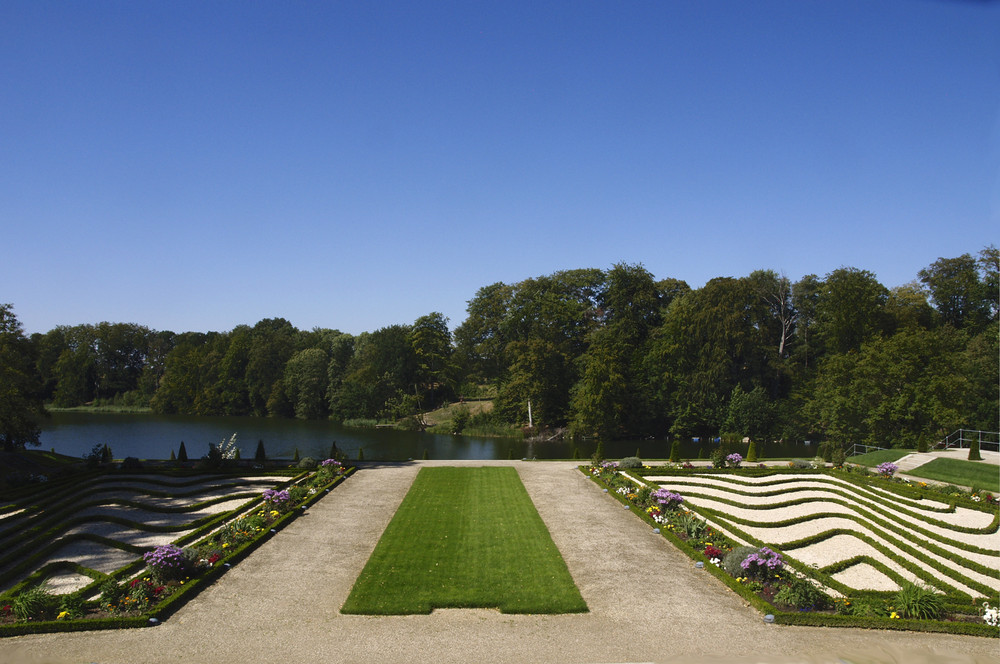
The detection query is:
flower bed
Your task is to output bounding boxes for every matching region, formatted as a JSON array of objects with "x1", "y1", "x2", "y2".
[
  {"x1": 585, "y1": 462, "x2": 998, "y2": 637},
  {"x1": 0, "y1": 460, "x2": 353, "y2": 636}
]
